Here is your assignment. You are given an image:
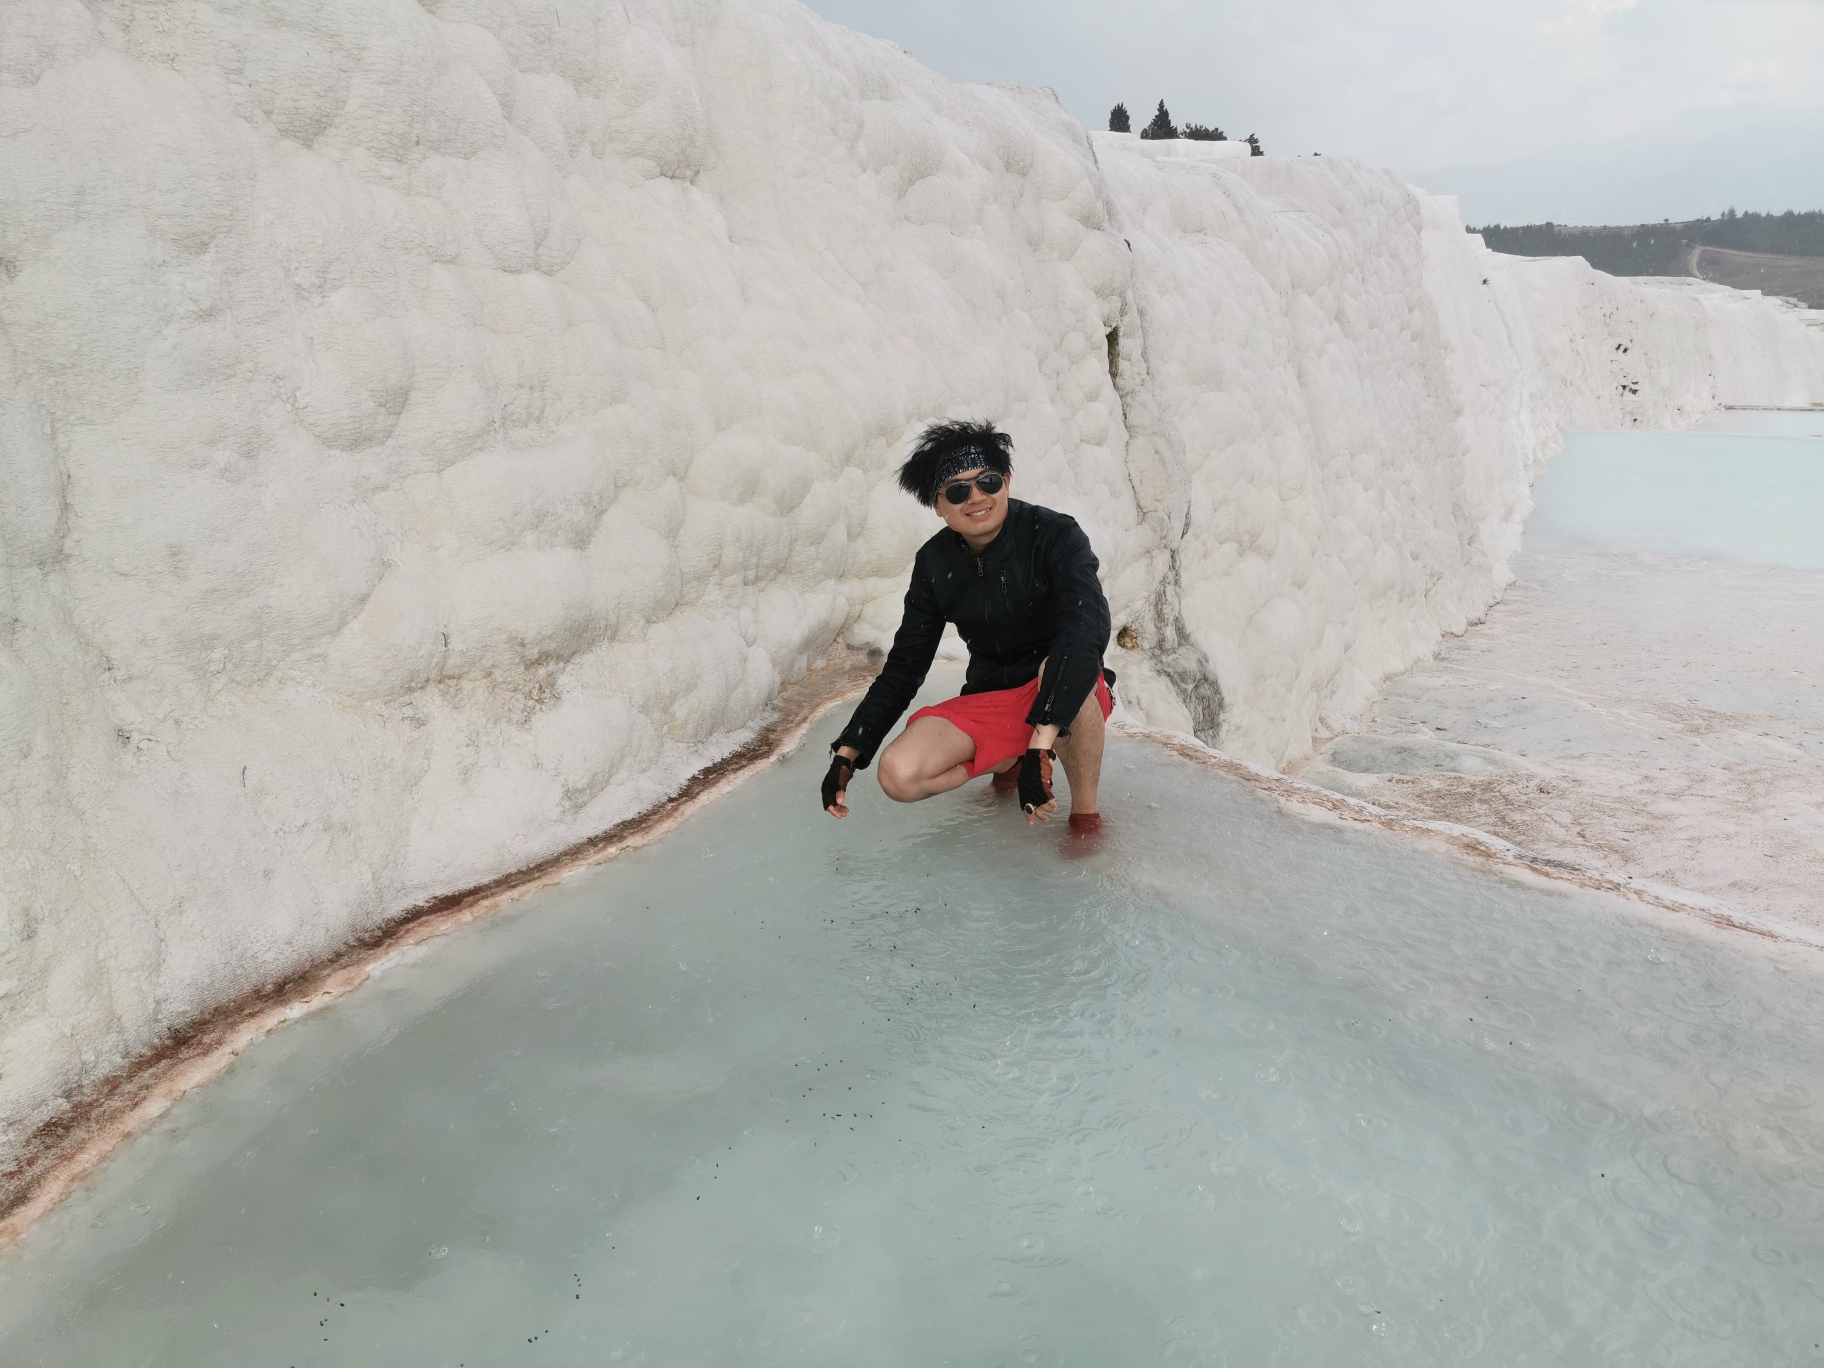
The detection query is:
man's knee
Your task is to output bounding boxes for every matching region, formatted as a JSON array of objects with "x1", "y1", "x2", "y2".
[{"x1": 876, "y1": 747, "x2": 921, "y2": 803}]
